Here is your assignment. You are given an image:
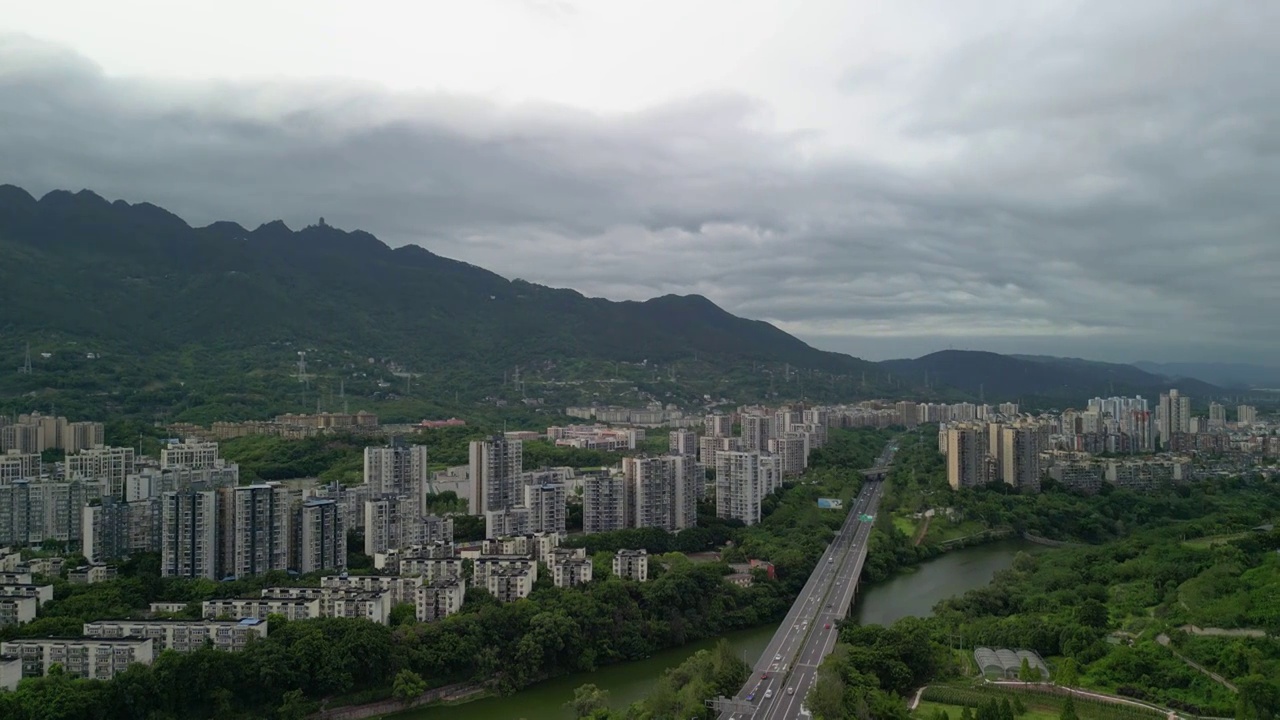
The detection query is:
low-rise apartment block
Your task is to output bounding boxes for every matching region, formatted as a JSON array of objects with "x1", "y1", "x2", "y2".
[
  {"x1": 83, "y1": 618, "x2": 268, "y2": 653},
  {"x1": 1, "y1": 654, "x2": 20, "y2": 692},
  {"x1": 485, "y1": 564, "x2": 536, "y2": 602},
  {"x1": 260, "y1": 587, "x2": 392, "y2": 624},
  {"x1": 612, "y1": 549, "x2": 649, "y2": 582},
  {"x1": 412, "y1": 556, "x2": 465, "y2": 583},
  {"x1": 0, "y1": 583, "x2": 54, "y2": 605},
  {"x1": 472, "y1": 555, "x2": 538, "y2": 589},
  {"x1": 1, "y1": 637, "x2": 154, "y2": 680},
  {"x1": 321, "y1": 575, "x2": 422, "y2": 606},
  {"x1": 0, "y1": 596, "x2": 38, "y2": 626},
  {"x1": 415, "y1": 578, "x2": 466, "y2": 622},
  {"x1": 68, "y1": 564, "x2": 117, "y2": 584},
  {"x1": 549, "y1": 547, "x2": 592, "y2": 588},
  {"x1": 552, "y1": 558, "x2": 593, "y2": 588},
  {"x1": 203, "y1": 597, "x2": 321, "y2": 621},
  {"x1": 0, "y1": 547, "x2": 21, "y2": 572}
]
